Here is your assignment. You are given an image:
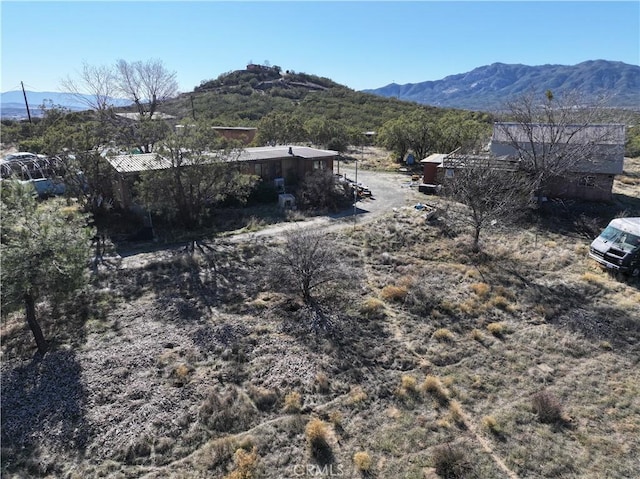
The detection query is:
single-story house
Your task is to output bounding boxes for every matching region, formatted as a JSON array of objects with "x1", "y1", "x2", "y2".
[
  {"x1": 212, "y1": 126, "x2": 257, "y2": 145},
  {"x1": 490, "y1": 122, "x2": 626, "y2": 201},
  {"x1": 420, "y1": 151, "x2": 519, "y2": 193},
  {"x1": 105, "y1": 145, "x2": 338, "y2": 208}
]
